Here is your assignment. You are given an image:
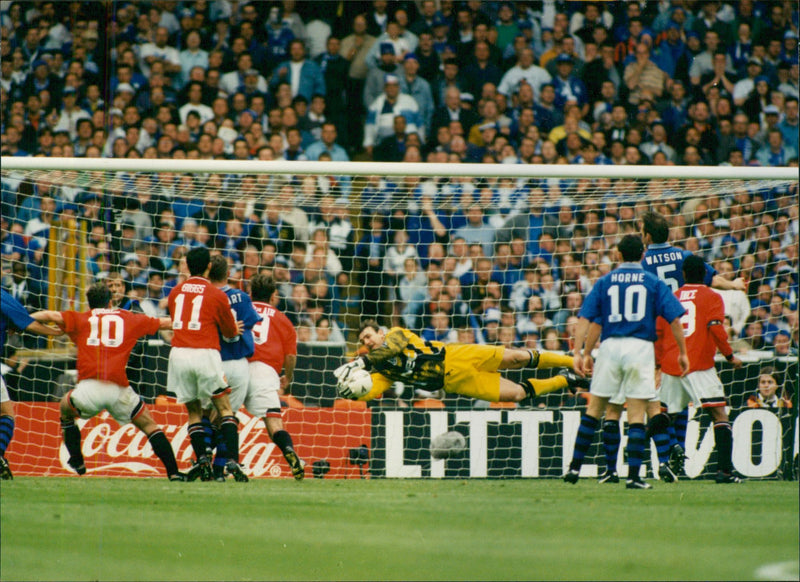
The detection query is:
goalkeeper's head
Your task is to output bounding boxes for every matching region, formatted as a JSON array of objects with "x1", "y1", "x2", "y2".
[
  {"x1": 250, "y1": 272, "x2": 277, "y2": 303},
  {"x1": 87, "y1": 283, "x2": 112, "y2": 309},
  {"x1": 186, "y1": 246, "x2": 211, "y2": 277}
]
